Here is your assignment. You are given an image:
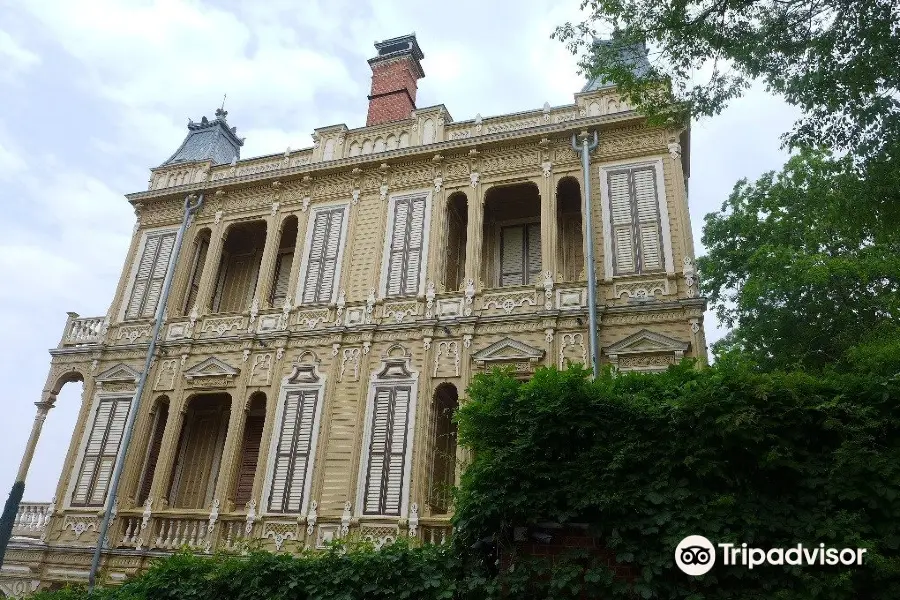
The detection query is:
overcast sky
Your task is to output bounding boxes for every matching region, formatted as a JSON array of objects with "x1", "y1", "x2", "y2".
[{"x1": 0, "y1": 0, "x2": 799, "y2": 502}]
